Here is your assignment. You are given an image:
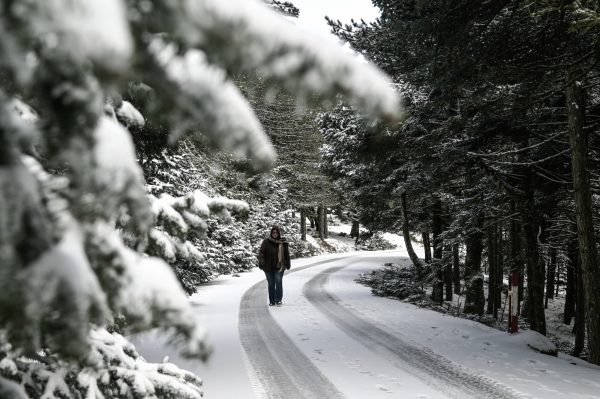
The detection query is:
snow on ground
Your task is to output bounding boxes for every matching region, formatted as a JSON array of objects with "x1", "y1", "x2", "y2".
[
  {"x1": 381, "y1": 231, "x2": 405, "y2": 248},
  {"x1": 322, "y1": 257, "x2": 600, "y2": 398},
  {"x1": 130, "y1": 252, "x2": 350, "y2": 398},
  {"x1": 132, "y1": 236, "x2": 600, "y2": 399}
]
